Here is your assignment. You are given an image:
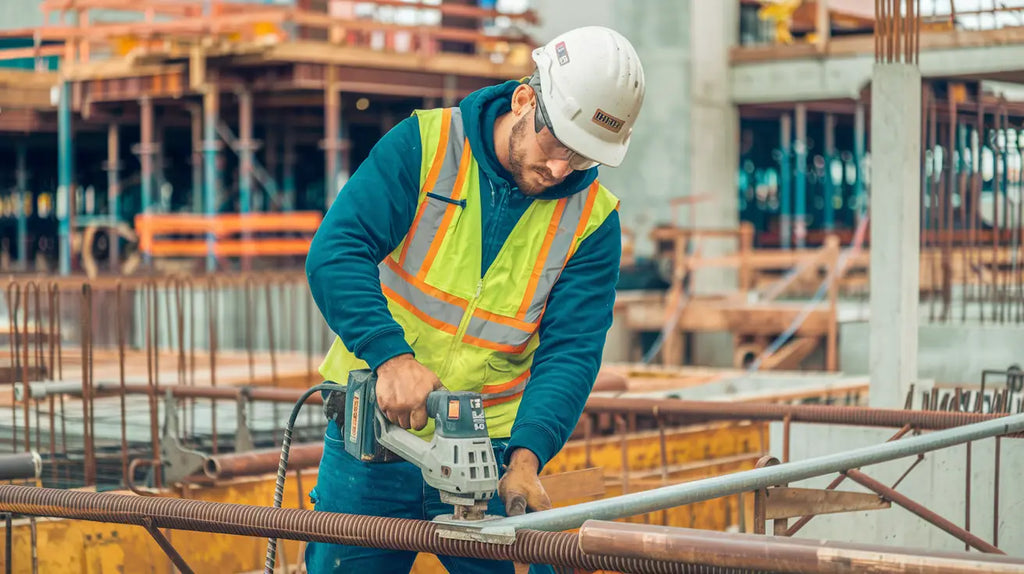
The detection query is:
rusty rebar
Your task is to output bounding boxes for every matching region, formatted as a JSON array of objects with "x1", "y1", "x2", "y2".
[
  {"x1": 583, "y1": 397, "x2": 1024, "y2": 436},
  {"x1": 0, "y1": 485, "x2": 741, "y2": 574},
  {"x1": 577, "y1": 520, "x2": 1024, "y2": 574},
  {"x1": 203, "y1": 443, "x2": 323, "y2": 481},
  {"x1": 117, "y1": 283, "x2": 128, "y2": 488},
  {"x1": 844, "y1": 469, "x2": 1002, "y2": 554}
]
